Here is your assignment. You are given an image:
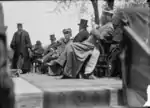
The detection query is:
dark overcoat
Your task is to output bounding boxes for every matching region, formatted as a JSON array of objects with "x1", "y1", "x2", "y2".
[
  {"x1": 10, "y1": 30, "x2": 32, "y2": 72},
  {"x1": 73, "y1": 29, "x2": 89, "y2": 42}
]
